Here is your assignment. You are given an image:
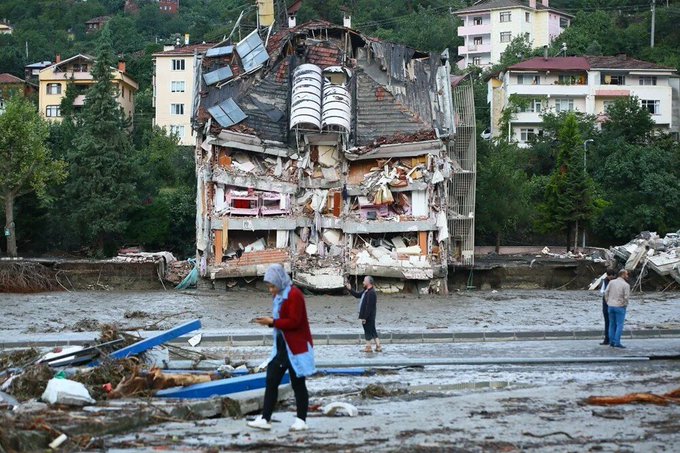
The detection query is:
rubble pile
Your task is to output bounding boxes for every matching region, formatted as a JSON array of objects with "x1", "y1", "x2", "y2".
[{"x1": 612, "y1": 230, "x2": 680, "y2": 287}]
